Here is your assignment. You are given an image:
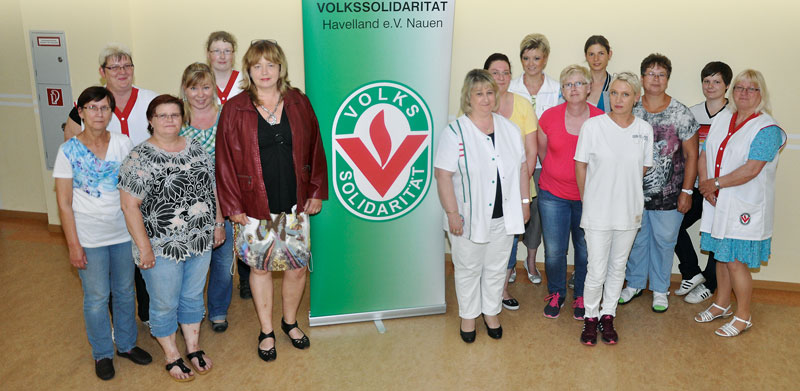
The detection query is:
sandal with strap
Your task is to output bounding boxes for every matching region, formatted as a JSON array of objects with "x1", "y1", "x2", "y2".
[
  {"x1": 165, "y1": 358, "x2": 195, "y2": 382},
  {"x1": 281, "y1": 318, "x2": 310, "y2": 349},
  {"x1": 186, "y1": 350, "x2": 211, "y2": 375},
  {"x1": 694, "y1": 303, "x2": 733, "y2": 323},
  {"x1": 258, "y1": 331, "x2": 277, "y2": 362},
  {"x1": 715, "y1": 316, "x2": 753, "y2": 337}
]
